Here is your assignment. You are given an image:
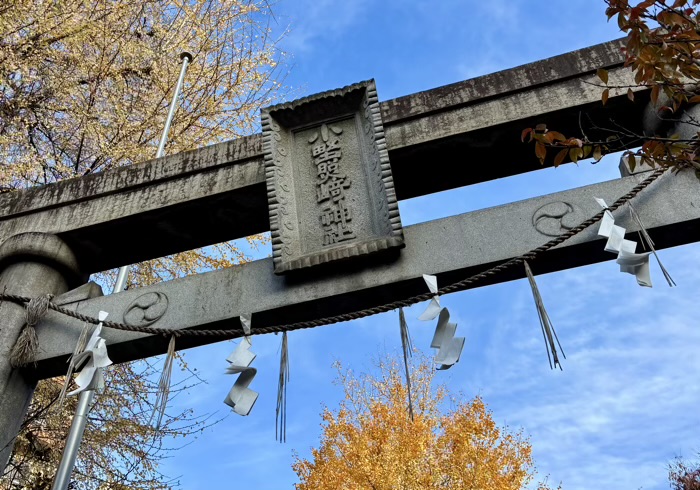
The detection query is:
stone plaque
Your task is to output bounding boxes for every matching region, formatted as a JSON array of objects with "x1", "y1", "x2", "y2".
[{"x1": 262, "y1": 80, "x2": 404, "y2": 274}]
